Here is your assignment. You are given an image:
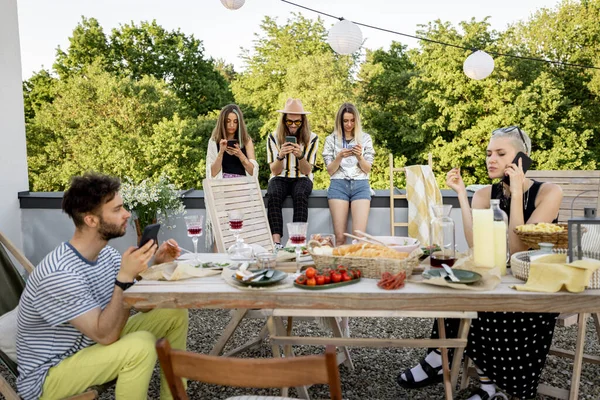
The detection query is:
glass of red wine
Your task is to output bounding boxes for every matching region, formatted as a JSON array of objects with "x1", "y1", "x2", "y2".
[
  {"x1": 184, "y1": 215, "x2": 204, "y2": 262},
  {"x1": 227, "y1": 211, "x2": 252, "y2": 260},
  {"x1": 287, "y1": 222, "x2": 308, "y2": 275}
]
